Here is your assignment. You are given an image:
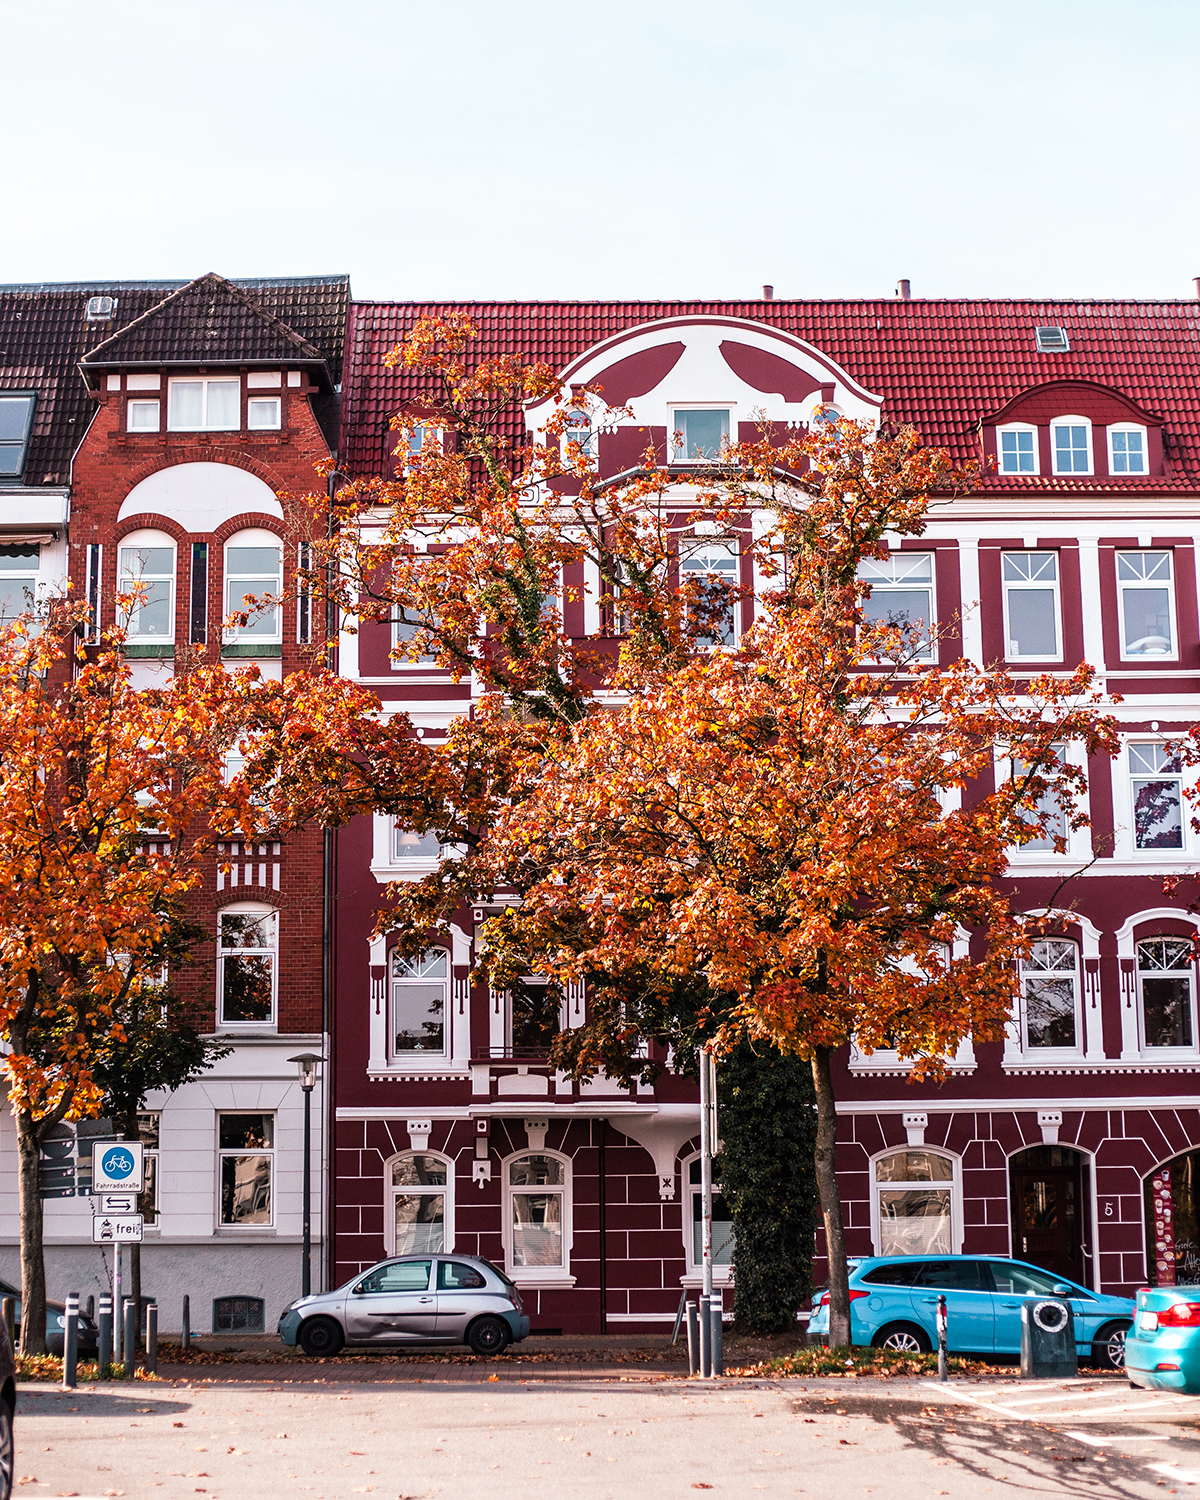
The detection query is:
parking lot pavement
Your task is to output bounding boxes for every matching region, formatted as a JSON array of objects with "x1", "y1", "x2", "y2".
[{"x1": 11, "y1": 1373, "x2": 1199, "y2": 1500}]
